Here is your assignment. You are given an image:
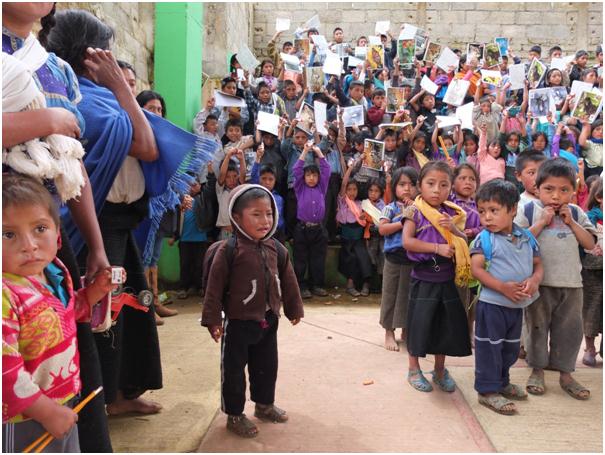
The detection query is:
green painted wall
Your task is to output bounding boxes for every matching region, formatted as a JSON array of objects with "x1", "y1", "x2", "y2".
[{"x1": 154, "y1": 2, "x2": 203, "y2": 284}]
